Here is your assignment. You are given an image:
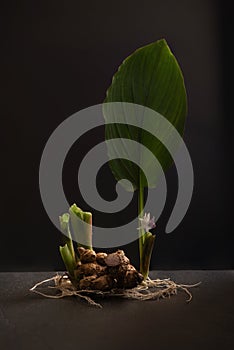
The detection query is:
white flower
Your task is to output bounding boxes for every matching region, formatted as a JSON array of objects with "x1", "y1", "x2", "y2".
[{"x1": 137, "y1": 212, "x2": 156, "y2": 232}]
